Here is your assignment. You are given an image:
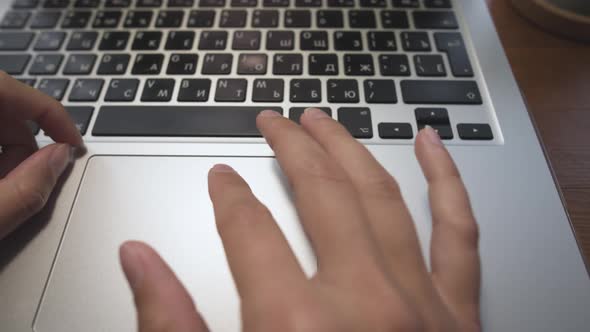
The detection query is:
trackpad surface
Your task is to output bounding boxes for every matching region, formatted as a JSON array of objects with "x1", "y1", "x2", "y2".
[{"x1": 35, "y1": 156, "x2": 315, "y2": 332}]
